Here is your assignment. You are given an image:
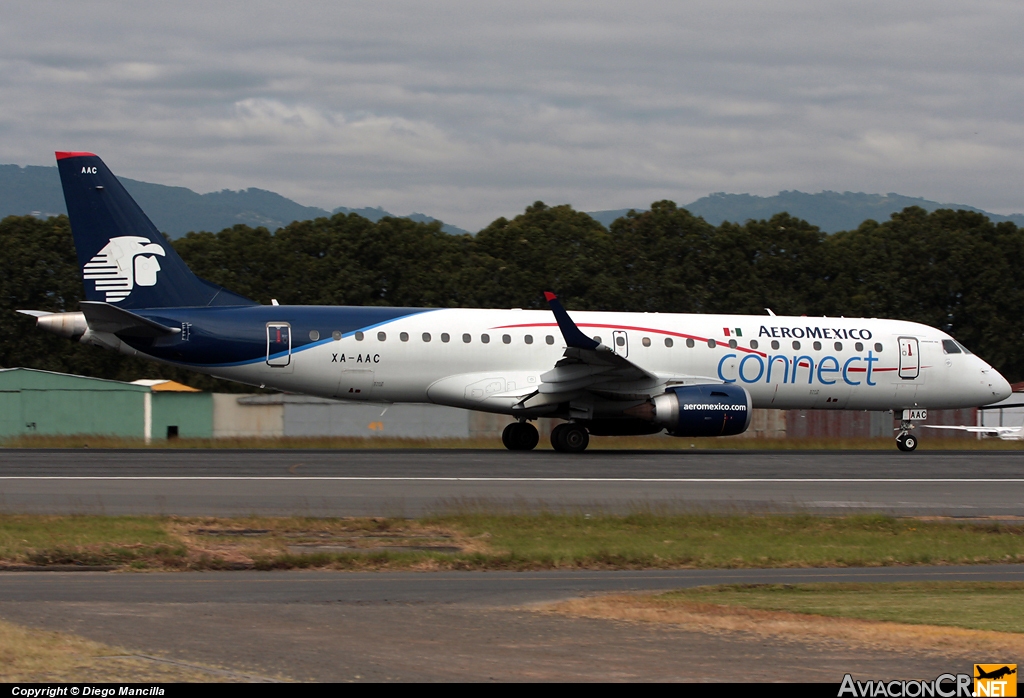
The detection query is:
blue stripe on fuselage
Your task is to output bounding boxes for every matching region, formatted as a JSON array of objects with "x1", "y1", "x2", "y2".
[{"x1": 119, "y1": 305, "x2": 437, "y2": 367}]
